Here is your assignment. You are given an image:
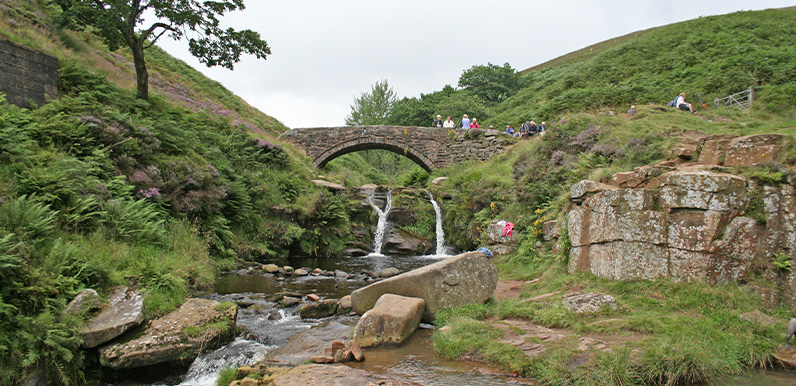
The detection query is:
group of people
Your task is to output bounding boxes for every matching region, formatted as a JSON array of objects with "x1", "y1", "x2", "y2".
[
  {"x1": 504, "y1": 121, "x2": 546, "y2": 138},
  {"x1": 433, "y1": 114, "x2": 481, "y2": 129},
  {"x1": 434, "y1": 114, "x2": 549, "y2": 139}
]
